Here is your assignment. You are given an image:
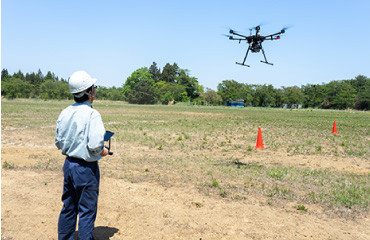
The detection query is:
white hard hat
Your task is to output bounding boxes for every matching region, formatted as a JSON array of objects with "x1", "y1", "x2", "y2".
[{"x1": 69, "y1": 71, "x2": 97, "y2": 94}]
